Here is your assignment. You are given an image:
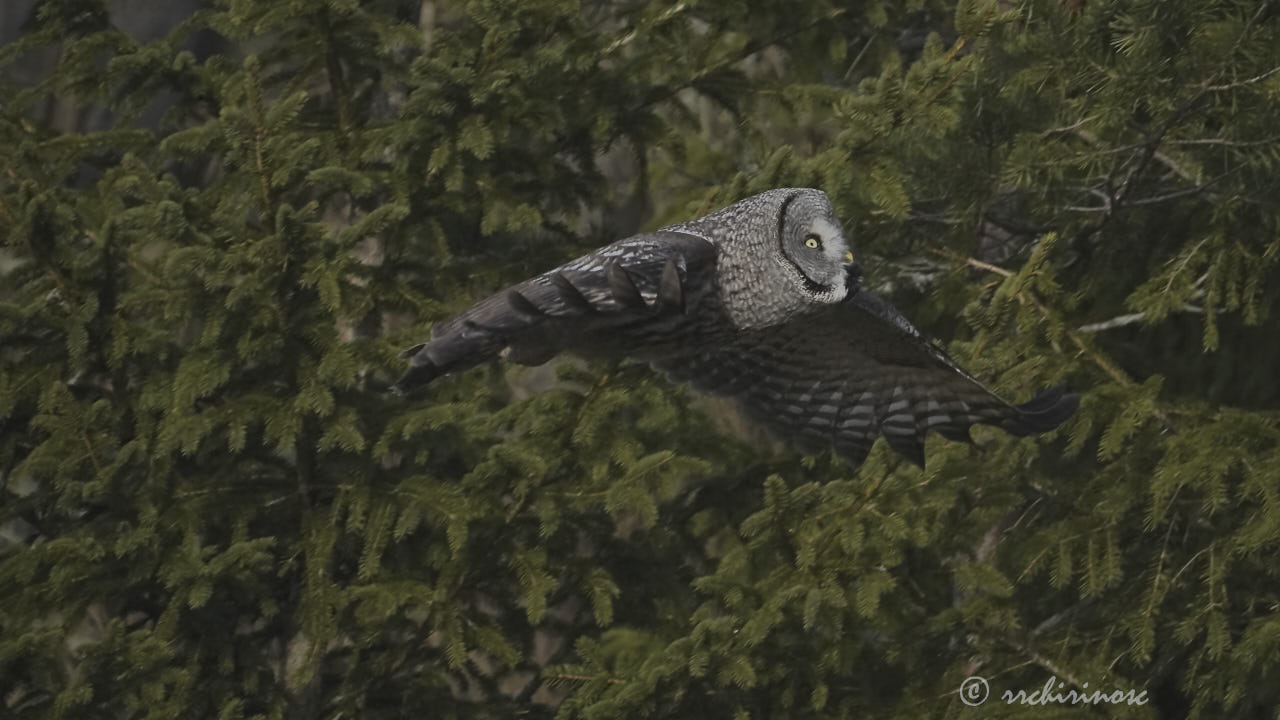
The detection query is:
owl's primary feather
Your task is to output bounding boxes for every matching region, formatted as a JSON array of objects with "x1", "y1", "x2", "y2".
[{"x1": 394, "y1": 188, "x2": 1078, "y2": 468}]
